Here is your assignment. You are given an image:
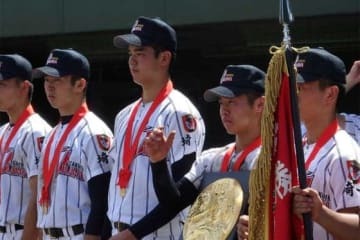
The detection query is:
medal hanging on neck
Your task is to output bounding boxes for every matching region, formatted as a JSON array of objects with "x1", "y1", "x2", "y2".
[
  {"x1": 39, "y1": 103, "x2": 88, "y2": 214},
  {"x1": 117, "y1": 81, "x2": 173, "y2": 197}
]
